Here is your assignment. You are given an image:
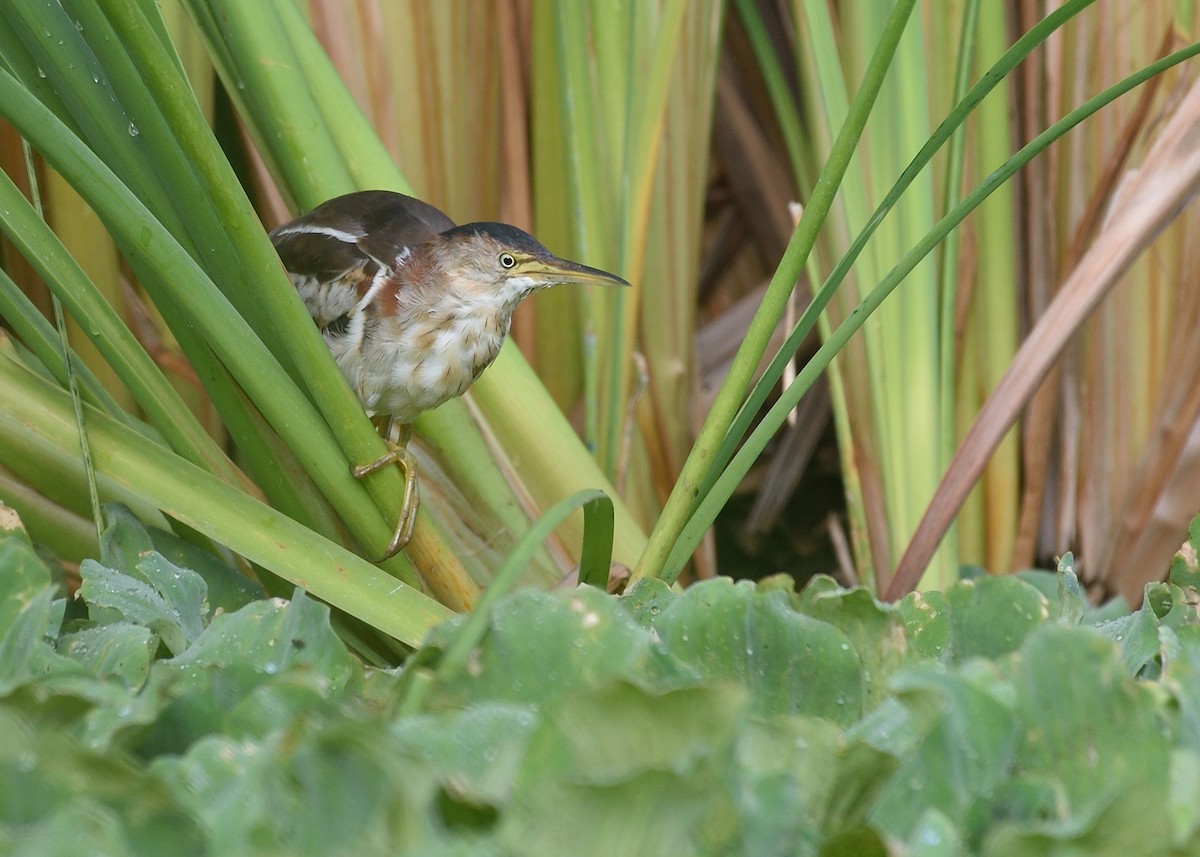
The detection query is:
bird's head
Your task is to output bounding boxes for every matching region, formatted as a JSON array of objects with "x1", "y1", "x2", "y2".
[{"x1": 426, "y1": 222, "x2": 629, "y2": 308}]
